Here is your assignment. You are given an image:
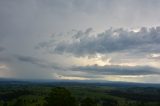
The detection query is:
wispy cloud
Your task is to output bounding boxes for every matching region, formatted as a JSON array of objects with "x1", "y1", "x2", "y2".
[{"x1": 15, "y1": 55, "x2": 62, "y2": 70}]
